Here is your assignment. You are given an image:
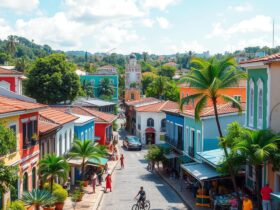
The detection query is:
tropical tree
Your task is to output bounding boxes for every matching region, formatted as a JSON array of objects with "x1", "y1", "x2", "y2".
[
  {"x1": 81, "y1": 80, "x2": 94, "y2": 98},
  {"x1": 98, "y1": 78, "x2": 114, "y2": 98},
  {"x1": 21, "y1": 189, "x2": 54, "y2": 210},
  {"x1": 0, "y1": 162, "x2": 18, "y2": 195},
  {"x1": 15, "y1": 57, "x2": 28, "y2": 72},
  {"x1": 234, "y1": 129, "x2": 280, "y2": 207},
  {"x1": 180, "y1": 56, "x2": 247, "y2": 207},
  {"x1": 6, "y1": 35, "x2": 17, "y2": 55},
  {"x1": 68, "y1": 140, "x2": 106, "y2": 181},
  {"x1": 158, "y1": 65, "x2": 176, "y2": 79},
  {"x1": 39, "y1": 154, "x2": 69, "y2": 192},
  {"x1": 0, "y1": 122, "x2": 17, "y2": 156},
  {"x1": 141, "y1": 72, "x2": 158, "y2": 93}
]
